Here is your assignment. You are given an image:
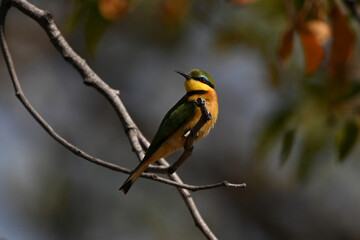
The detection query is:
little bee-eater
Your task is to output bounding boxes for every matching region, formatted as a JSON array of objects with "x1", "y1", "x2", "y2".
[{"x1": 119, "y1": 69, "x2": 218, "y2": 194}]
